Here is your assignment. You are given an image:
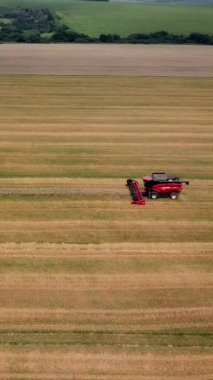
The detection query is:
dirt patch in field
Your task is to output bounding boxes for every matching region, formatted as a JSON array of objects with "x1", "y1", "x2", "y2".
[{"x1": 0, "y1": 44, "x2": 213, "y2": 76}]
